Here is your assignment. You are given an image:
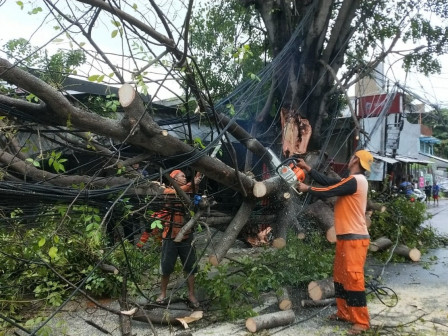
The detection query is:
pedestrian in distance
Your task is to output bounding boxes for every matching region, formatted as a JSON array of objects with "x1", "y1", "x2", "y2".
[
  {"x1": 432, "y1": 181, "x2": 440, "y2": 206},
  {"x1": 296, "y1": 149, "x2": 373, "y2": 335},
  {"x1": 424, "y1": 181, "x2": 432, "y2": 204},
  {"x1": 156, "y1": 169, "x2": 201, "y2": 309}
]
